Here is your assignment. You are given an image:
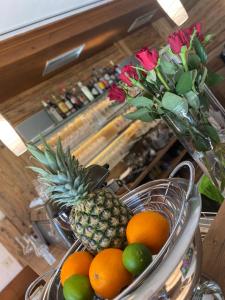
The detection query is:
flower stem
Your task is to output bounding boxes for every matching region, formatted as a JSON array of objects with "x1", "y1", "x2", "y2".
[
  {"x1": 180, "y1": 50, "x2": 188, "y2": 72},
  {"x1": 155, "y1": 68, "x2": 170, "y2": 91}
]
